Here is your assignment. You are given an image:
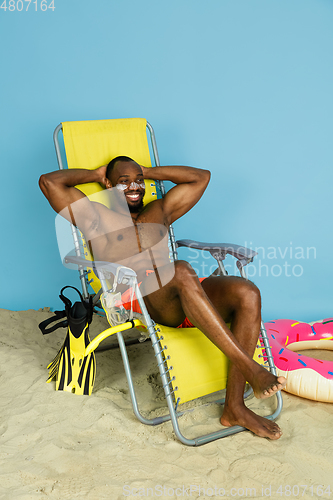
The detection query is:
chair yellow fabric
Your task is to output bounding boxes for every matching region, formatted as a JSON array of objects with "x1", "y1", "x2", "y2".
[
  {"x1": 157, "y1": 325, "x2": 265, "y2": 404},
  {"x1": 63, "y1": 118, "x2": 156, "y2": 205}
]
